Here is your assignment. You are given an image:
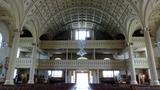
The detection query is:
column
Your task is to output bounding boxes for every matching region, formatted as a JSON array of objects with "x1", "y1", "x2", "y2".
[
  {"x1": 28, "y1": 44, "x2": 37, "y2": 84},
  {"x1": 128, "y1": 43, "x2": 138, "y2": 84},
  {"x1": 97, "y1": 69, "x2": 99, "y2": 83},
  {"x1": 5, "y1": 31, "x2": 20, "y2": 85},
  {"x1": 144, "y1": 27, "x2": 159, "y2": 85},
  {"x1": 66, "y1": 49, "x2": 68, "y2": 60},
  {"x1": 65, "y1": 69, "x2": 68, "y2": 83},
  {"x1": 148, "y1": 69, "x2": 151, "y2": 83},
  {"x1": 92, "y1": 70, "x2": 97, "y2": 83},
  {"x1": 68, "y1": 70, "x2": 72, "y2": 83},
  {"x1": 93, "y1": 49, "x2": 96, "y2": 60}
]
